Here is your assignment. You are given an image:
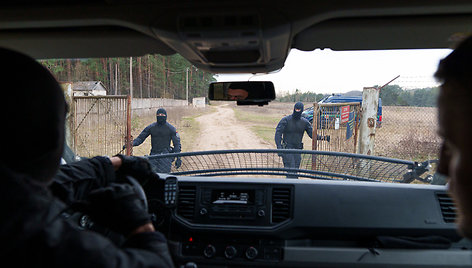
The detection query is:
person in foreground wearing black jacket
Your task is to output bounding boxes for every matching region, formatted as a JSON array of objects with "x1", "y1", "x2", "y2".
[{"x1": 0, "y1": 47, "x2": 174, "y2": 267}]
